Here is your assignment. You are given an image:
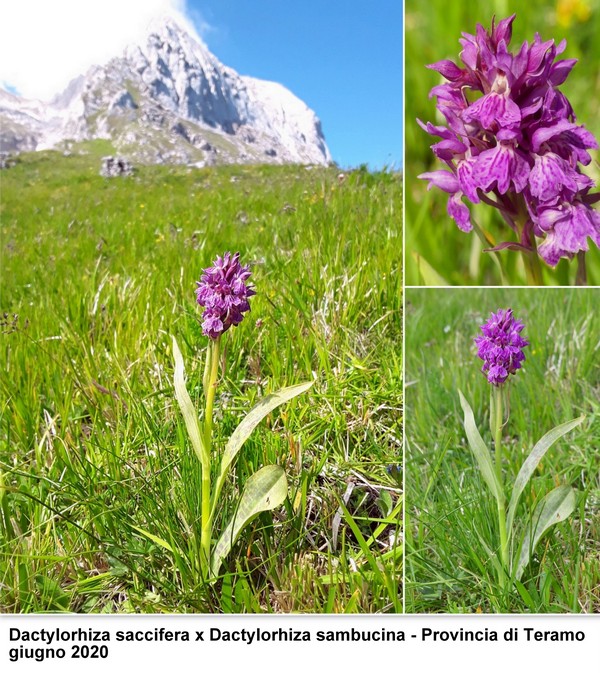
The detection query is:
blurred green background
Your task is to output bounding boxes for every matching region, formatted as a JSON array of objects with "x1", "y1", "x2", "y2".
[{"x1": 405, "y1": 0, "x2": 600, "y2": 285}]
